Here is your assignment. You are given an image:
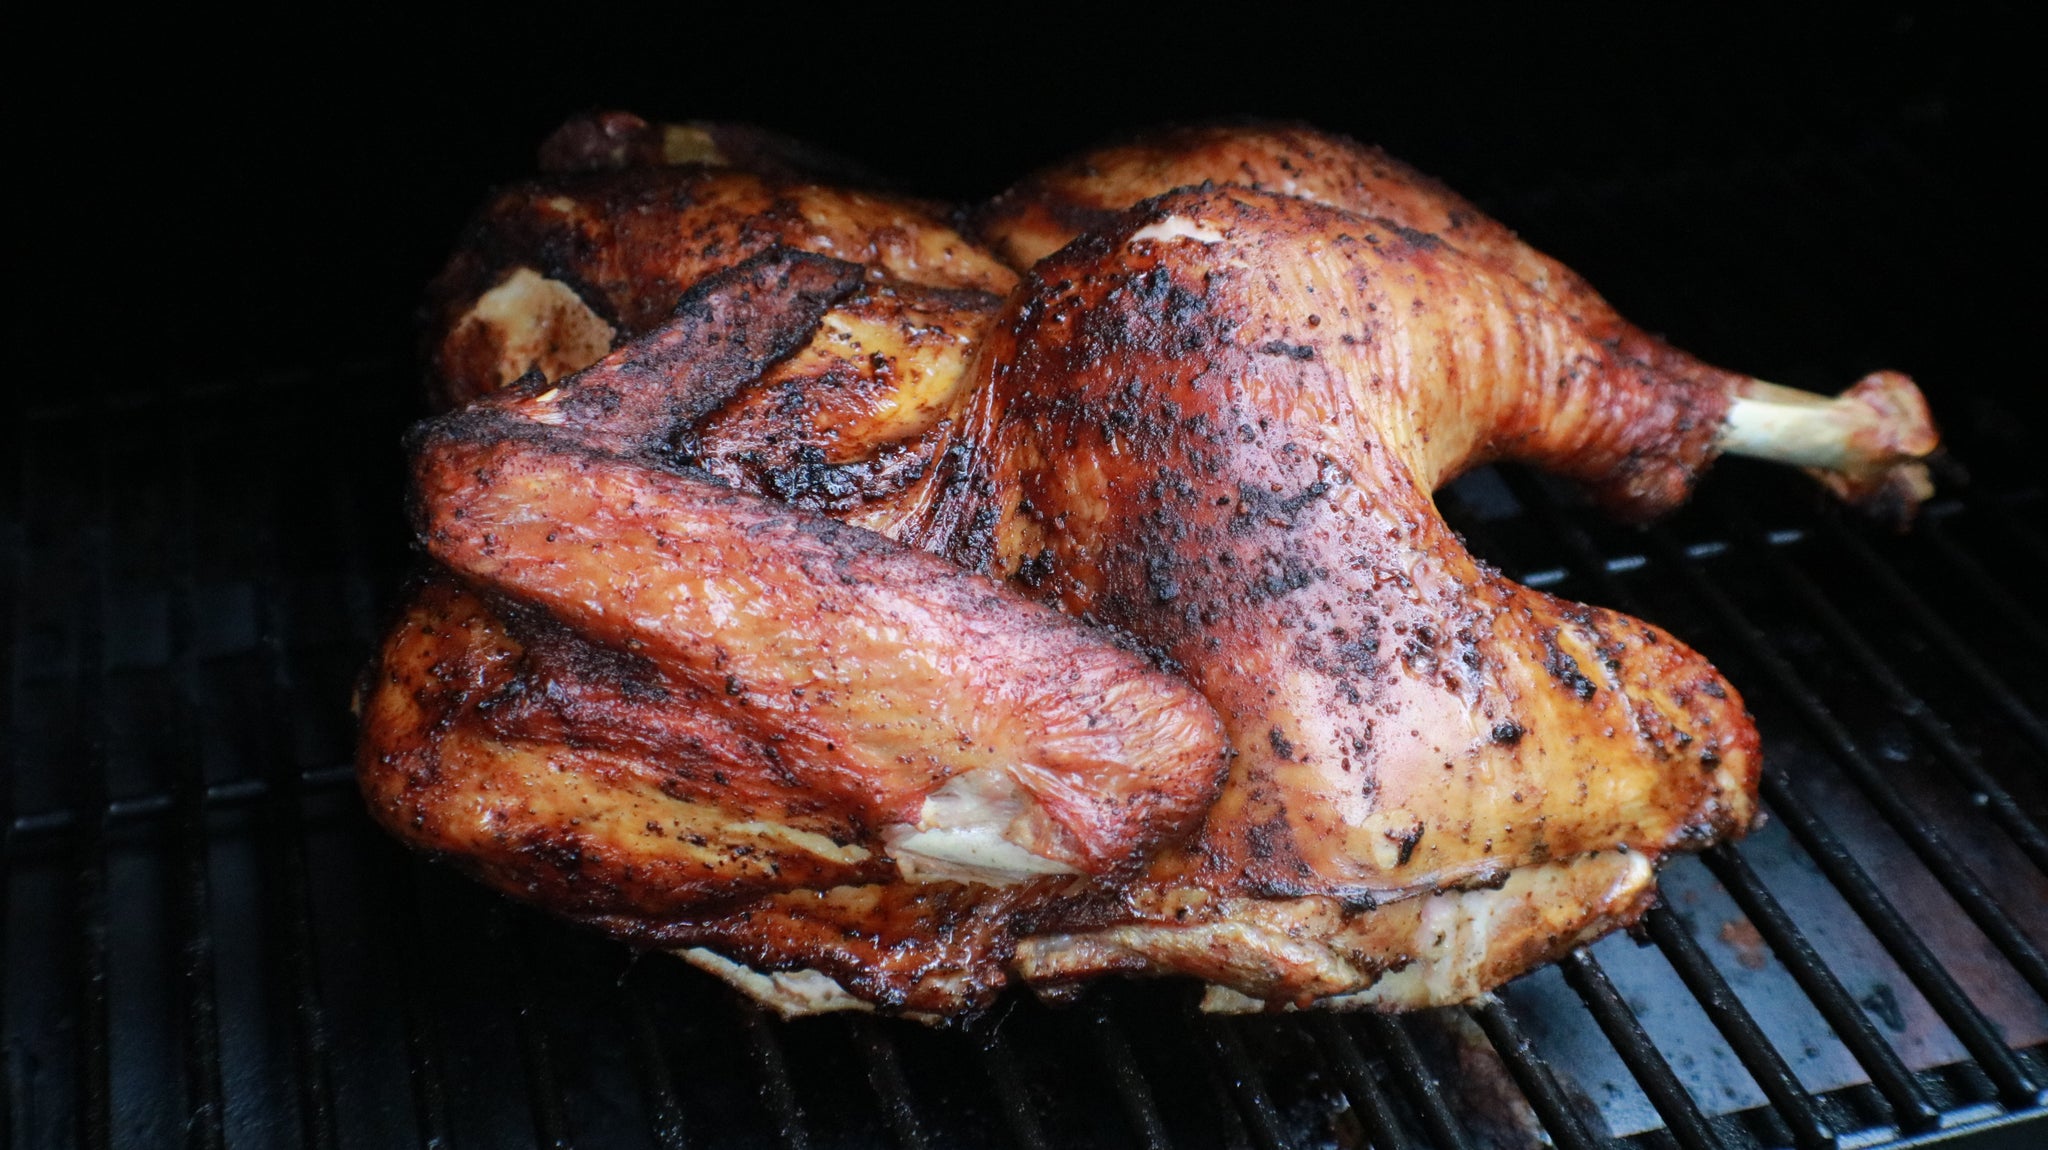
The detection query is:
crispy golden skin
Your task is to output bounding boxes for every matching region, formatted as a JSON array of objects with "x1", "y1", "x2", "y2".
[
  {"x1": 975, "y1": 121, "x2": 1942, "y2": 520},
  {"x1": 419, "y1": 156, "x2": 1010, "y2": 539},
  {"x1": 974, "y1": 121, "x2": 1744, "y2": 397},
  {"x1": 909, "y1": 188, "x2": 1759, "y2": 1005},
  {"x1": 365, "y1": 122, "x2": 1825, "y2": 1019},
  {"x1": 362, "y1": 249, "x2": 1228, "y2": 1013},
  {"x1": 425, "y1": 165, "x2": 1014, "y2": 408},
  {"x1": 363, "y1": 577, "x2": 1110, "y2": 1015},
  {"x1": 1016, "y1": 850, "x2": 1659, "y2": 1010},
  {"x1": 690, "y1": 279, "x2": 1001, "y2": 535},
  {"x1": 978, "y1": 122, "x2": 1601, "y2": 316}
]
